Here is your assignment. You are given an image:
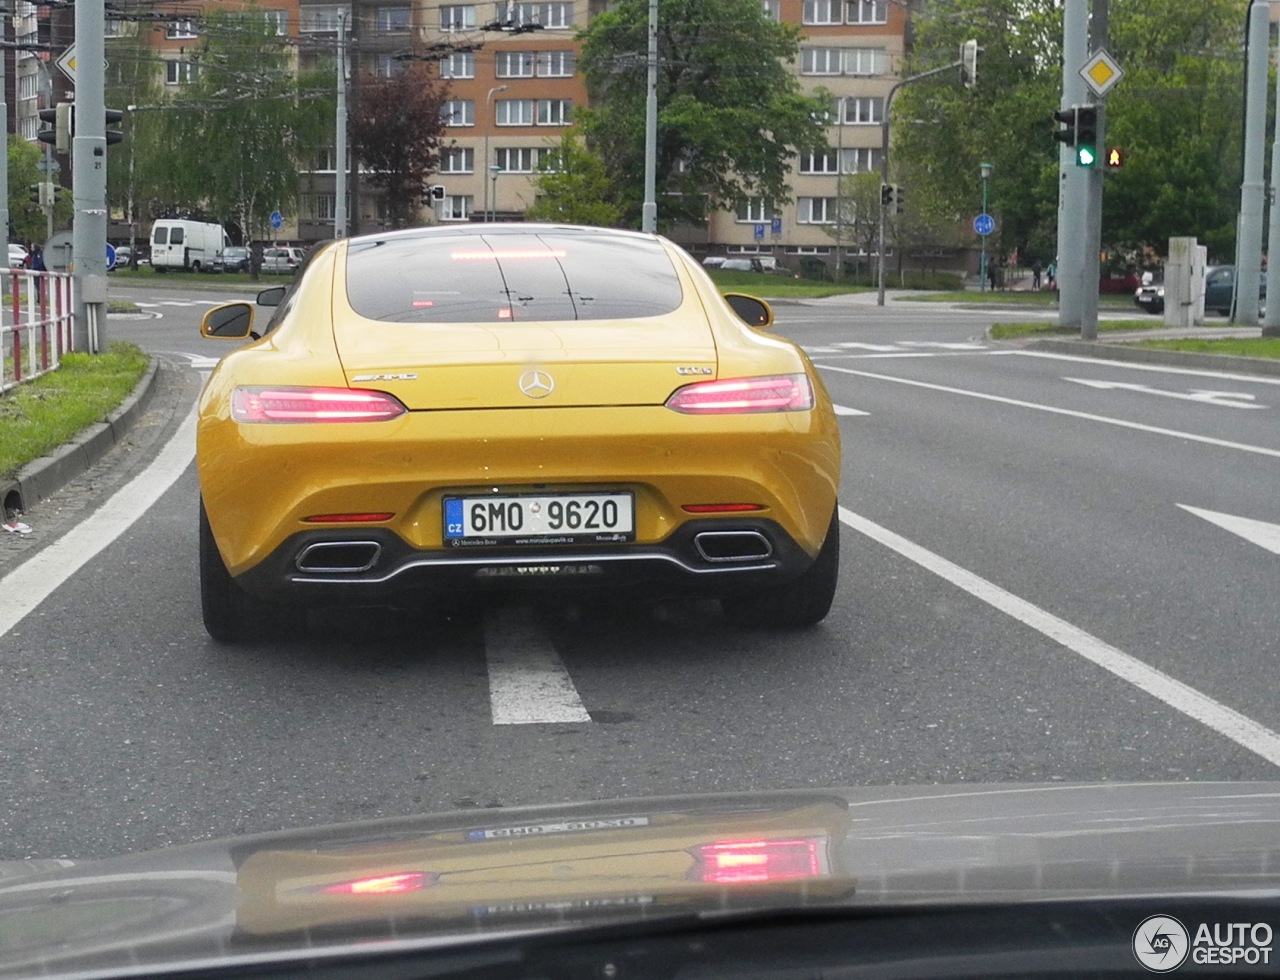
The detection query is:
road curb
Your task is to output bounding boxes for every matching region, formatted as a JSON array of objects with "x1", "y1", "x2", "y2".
[
  {"x1": 2, "y1": 357, "x2": 159, "y2": 519},
  {"x1": 1023, "y1": 338, "x2": 1280, "y2": 378}
]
